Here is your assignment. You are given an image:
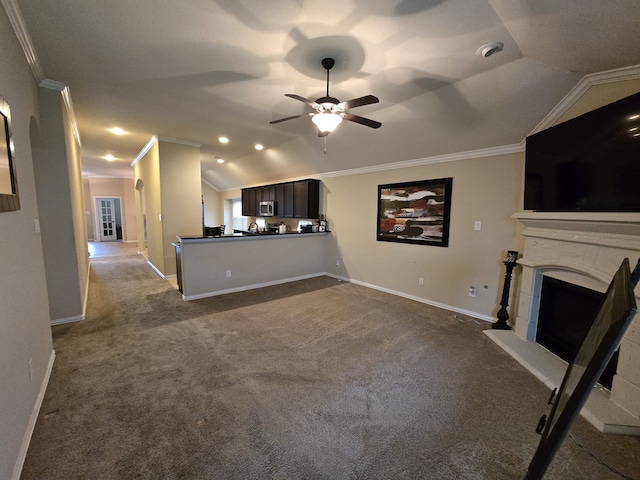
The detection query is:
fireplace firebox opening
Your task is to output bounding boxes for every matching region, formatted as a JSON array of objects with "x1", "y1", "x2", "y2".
[{"x1": 536, "y1": 276, "x2": 618, "y2": 390}]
